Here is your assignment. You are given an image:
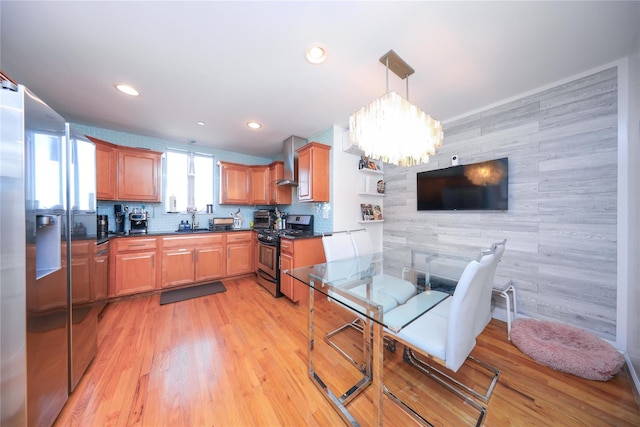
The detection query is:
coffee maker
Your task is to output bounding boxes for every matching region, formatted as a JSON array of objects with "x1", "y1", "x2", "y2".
[
  {"x1": 114, "y1": 204, "x2": 126, "y2": 234},
  {"x1": 129, "y1": 209, "x2": 148, "y2": 234}
]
